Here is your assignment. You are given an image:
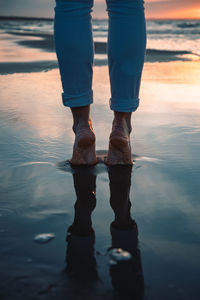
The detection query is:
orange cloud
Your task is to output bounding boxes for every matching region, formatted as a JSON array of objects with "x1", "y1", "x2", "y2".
[
  {"x1": 168, "y1": 8, "x2": 200, "y2": 19},
  {"x1": 145, "y1": 0, "x2": 200, "y2": 19}
]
